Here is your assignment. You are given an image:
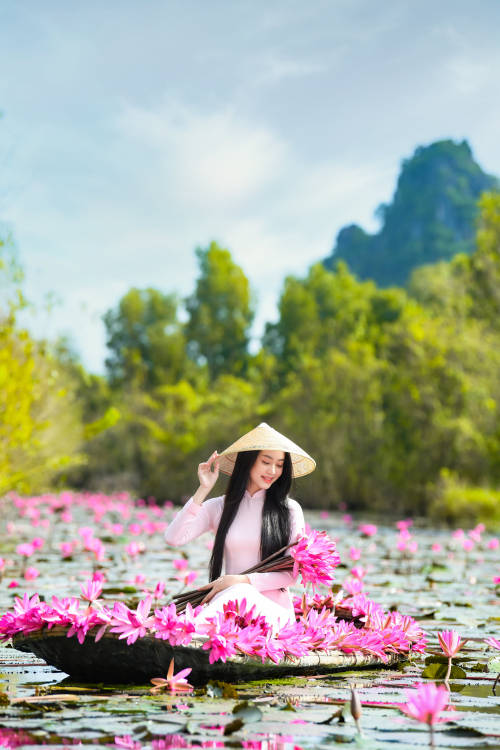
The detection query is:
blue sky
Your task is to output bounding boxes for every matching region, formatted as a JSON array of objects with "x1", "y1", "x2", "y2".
[{"x1": 1, "y1": 0, "x2": 500, "y2": 372}]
